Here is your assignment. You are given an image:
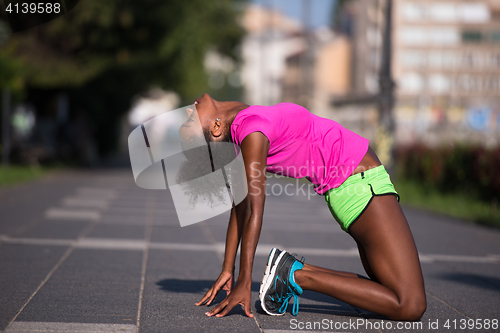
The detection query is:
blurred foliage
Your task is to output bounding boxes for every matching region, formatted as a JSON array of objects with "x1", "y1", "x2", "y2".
[
  {"x1": 0, "y1": 165, "x2": 45, "y2": 186},
  {"x1": 396, "y1": 144, "x2": 500, "y2": 204},
  {"x1": 2, "y1": 0, "x2": 246, "y2": 97},
  {"x1": 394, "y1": 178, "x2": 500, "y2": 228},
  {"x1": 0, "y1": 19, "x2": 25, "y2": 99},
  {"x1": 0, "y1": 0, "x2": 246, "y2": 155},
  {"x1": 0, "y1": 45, "x2": 25, "y2": 98}
]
